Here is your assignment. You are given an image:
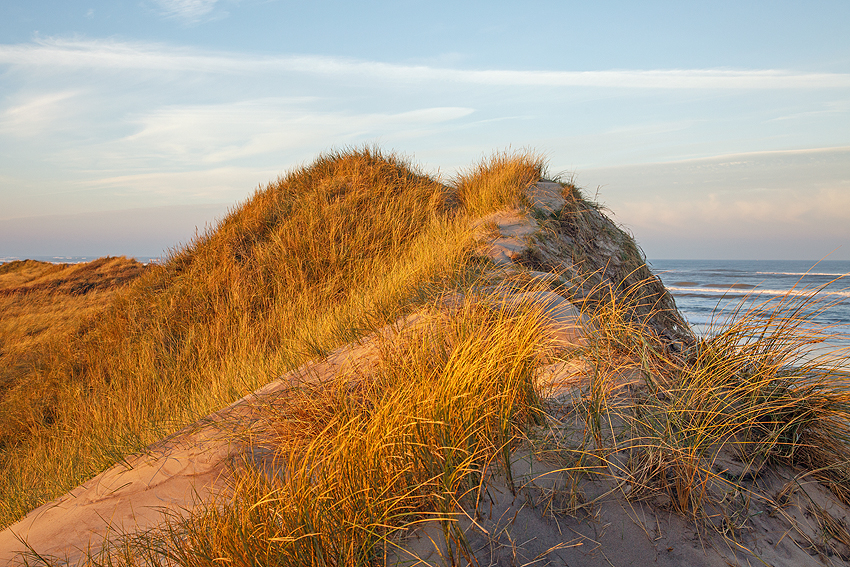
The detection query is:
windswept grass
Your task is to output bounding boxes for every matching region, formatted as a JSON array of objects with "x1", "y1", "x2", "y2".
[
  {"x1": 0, "y1": 257, "x2": 147, "y2": 428},
  {"x1": 55, "y1": 272, "x2": 850, "y2": 566},
  {"x1": 0, "y1": 148, "x2": 545, "y2": 530},
  {"x1": 571, "y1": 275, "x2": 850, "y2": 528},
  {"x1": 6, "y1": 146, "x2": 850, "y2": 565},
  {"x1": 9, "y1": 143, "x2": 850, "y2": 566},
  {"x1": 0, "y1": 257, "x2": 145, "y2": 296},
  {"x1": 85, "y1": 288, "x2": 551, "y2": 567},
  {"x1": 454, "y1": 150, "x2": 544, "y2": 218},
  {"x1": 42, "y1": 272, "x2": 848, "y2": 567}
]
